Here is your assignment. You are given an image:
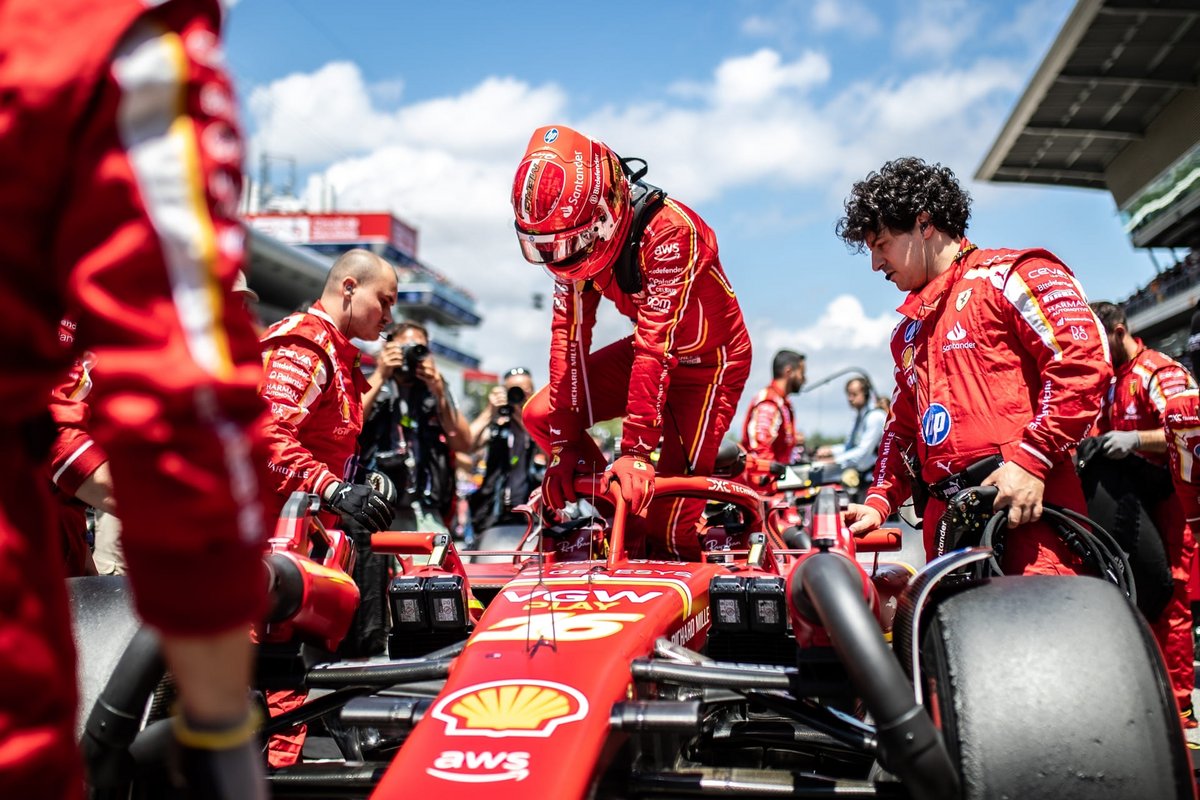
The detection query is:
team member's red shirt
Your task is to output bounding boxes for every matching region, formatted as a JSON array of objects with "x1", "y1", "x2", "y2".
[
  {"x1": 47, "y1": 320, "x2": 107, "y2": 502},
  {"x1": 865, "y1": 243, "x2": 1111, "y2": 520},
  {"x1": 741, "y1": 383, "x2": 795, "y2": 489},
  {"x1": 1165, "y1": 390, "x2": 1200, "y2": 523},
  {"x1": 1098, "y1": 342, "x2": 1196, "y2": 467},
  {"x1": 47, "y1": 320, "x2": 108, "y2": 576},
  {"x1": 260, "y1": 301, "x2": 370, "y2": 518},
  {"x1": 546, "y1": 198, "x2": 752, "y2": 457}
]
